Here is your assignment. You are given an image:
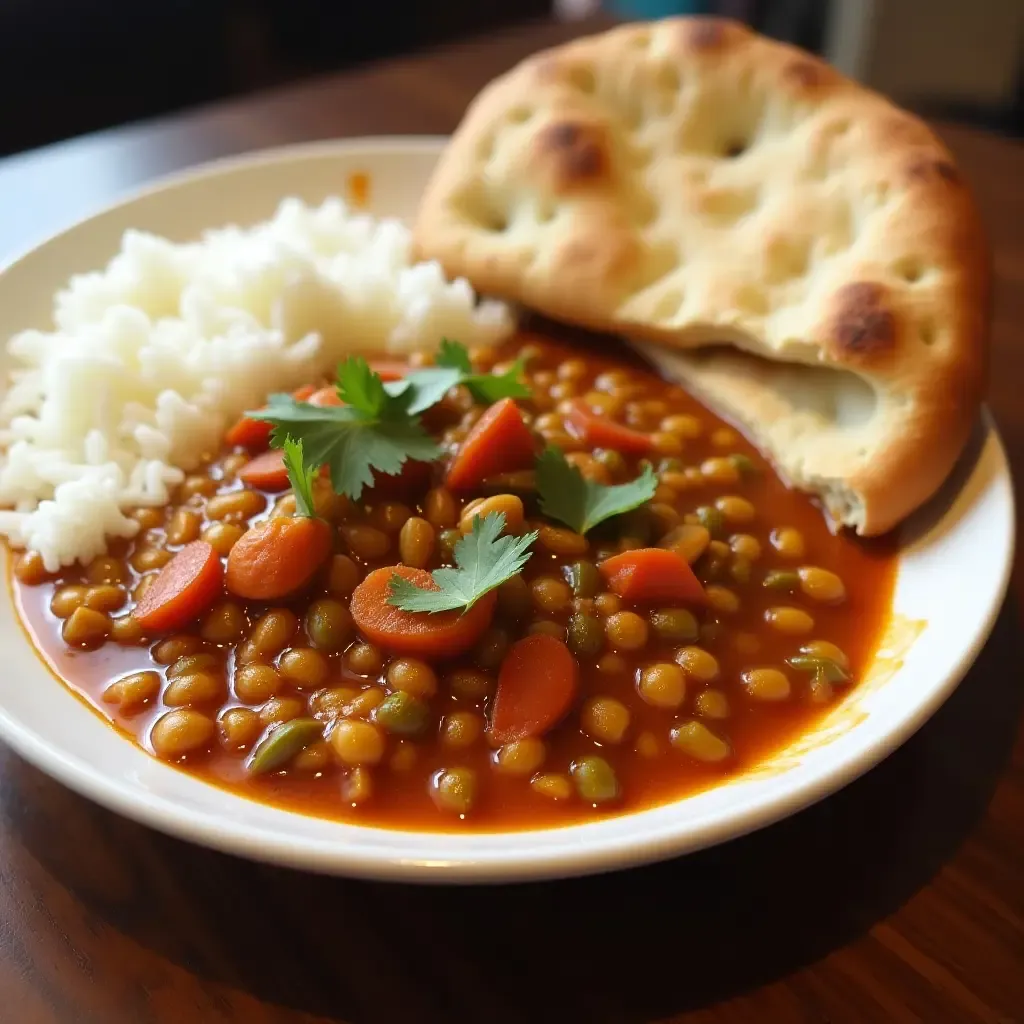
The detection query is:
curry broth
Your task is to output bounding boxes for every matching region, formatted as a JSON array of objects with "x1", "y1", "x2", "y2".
[{"x1": 10, "y1": 333, "x2": 898, "y2": 831}]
